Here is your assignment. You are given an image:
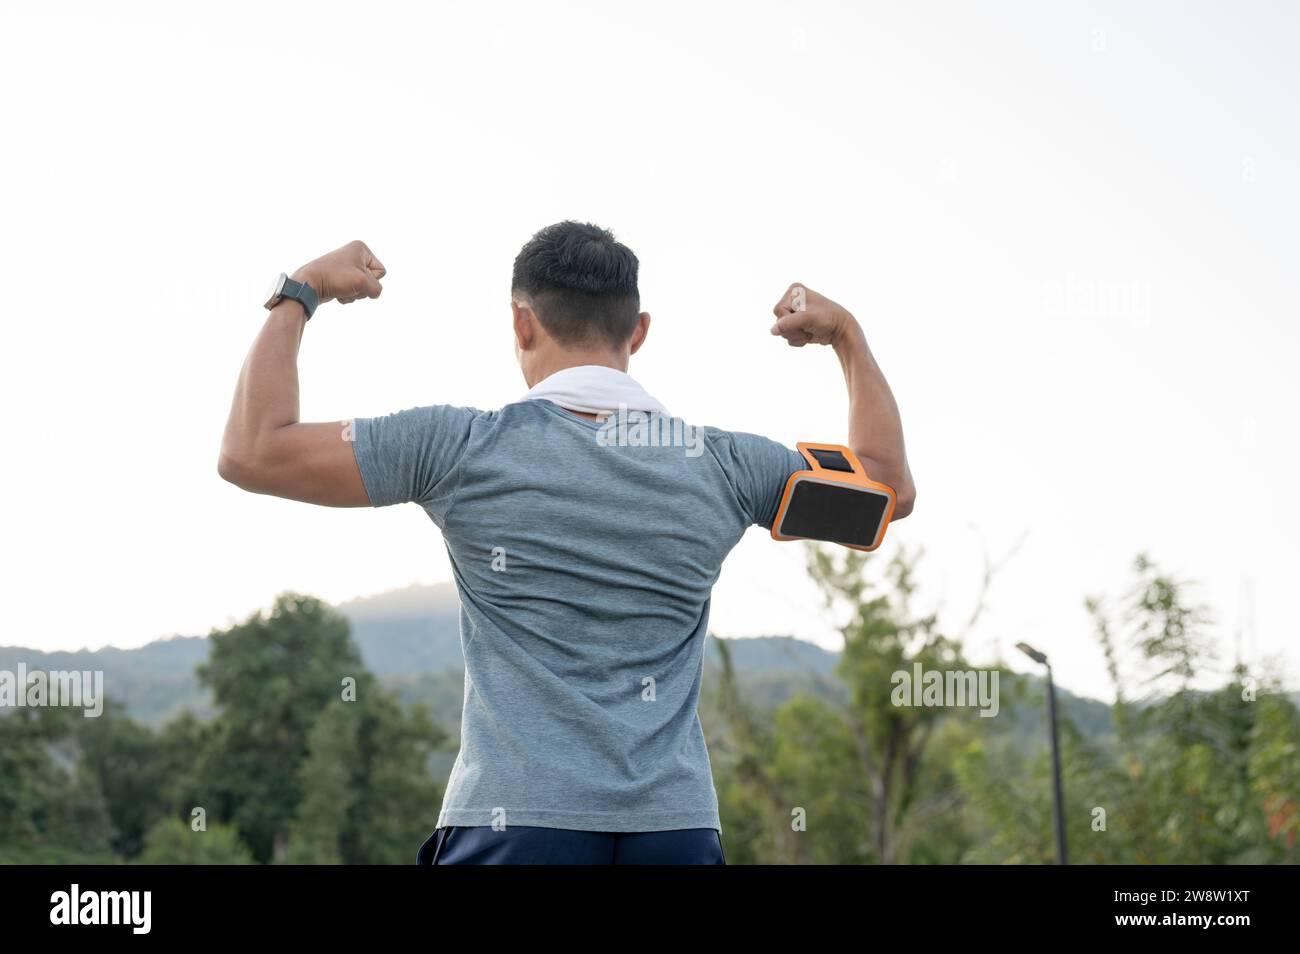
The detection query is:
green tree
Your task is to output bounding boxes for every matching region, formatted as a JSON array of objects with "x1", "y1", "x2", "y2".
[
  {"x1": 136, "y1": 817, "x2": 255, "y2": 864},
  {"x1": 960, "y1": 554, "x2": 1299, "y2": 864},
  {"x1": 712, "y1": 546, "x2": 976, "y2": 863},
  {"x1": 0, "y1": 704, "x2": 117, "y2": 863},
  {"x1": 75, "y1": 700, "x2": 207, "y2": 857},
  {"x1": 284, "y1": 701, "x2": 360, "y2": 864},
  {"x1": 1, "y1": 592, "x2": 451, "y2": 865},
  {"x1": 286, "y1": 692, "x2": 447, "y2": 864},
  {"x1": 349, "y1": 695, "x2": 446, "y2": 863},
  {"x1": 196, "y1": 593, "x2": 371, "y2": 862},
  {"x1": 1248, "y1": 687, "x2": 1300, "y2": 862}
]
